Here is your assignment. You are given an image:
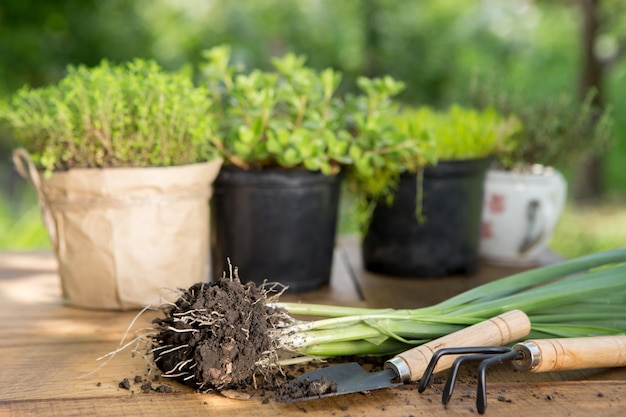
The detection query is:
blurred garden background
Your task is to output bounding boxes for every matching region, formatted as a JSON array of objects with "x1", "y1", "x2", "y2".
[{"x1": 1, "y1": 0, "x2": 626, "y2": 258}]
